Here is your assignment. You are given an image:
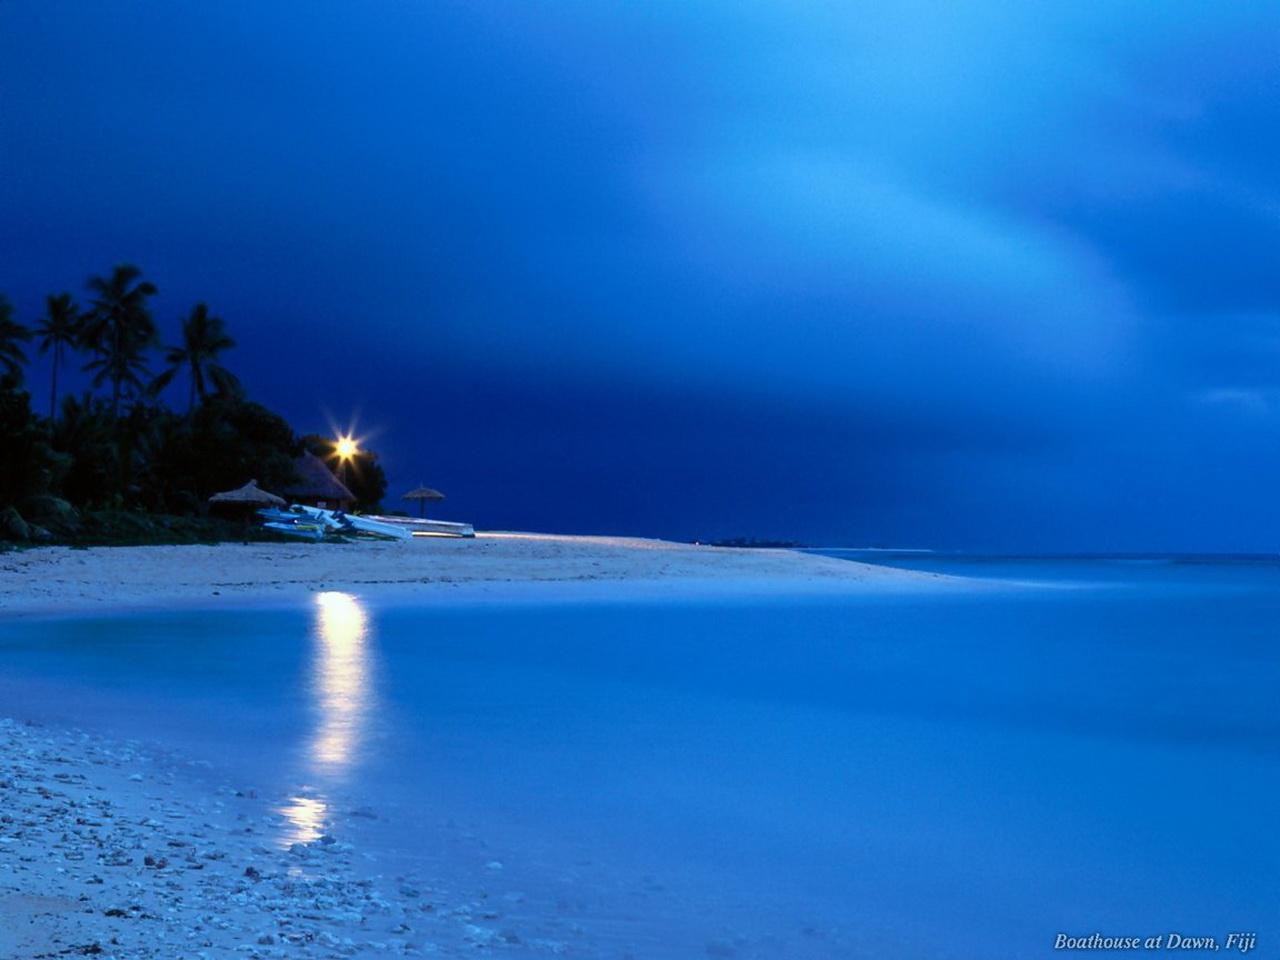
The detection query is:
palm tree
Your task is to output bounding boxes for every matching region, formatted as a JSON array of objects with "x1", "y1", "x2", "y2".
[
  {"x1": 35, "y1": 292, "x2": 81, "y2": 417},
  {"x1": 81, "y1": 264, "x2": 158, "y2": 417},
  {"x1": 151, "y1": 303, "x2": 239, "y2": 409},
  {"x1": 53, "y1": 392, "x2": 119, "y2": 506},
  {"x1": 0, "y1": 295, "x2": 32, "y2": 386}
]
